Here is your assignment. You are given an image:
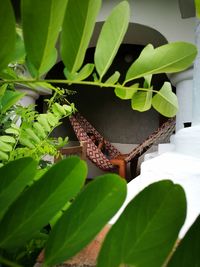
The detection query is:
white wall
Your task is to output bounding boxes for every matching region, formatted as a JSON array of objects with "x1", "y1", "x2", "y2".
[{"x1": 100, "y1": 0, "x2": 195, "y2": 44}]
